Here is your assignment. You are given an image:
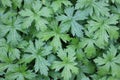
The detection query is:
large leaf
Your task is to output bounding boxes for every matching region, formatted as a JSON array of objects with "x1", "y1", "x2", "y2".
[
  {"x1": 94, "y1": 45, "x2": 120, "y2": 77},
  {"x1": 21, "y1": 40, "x2": 52, "y2": 76},
  {"x1": 56, "y1": 7, "x2": 87, "y2": 37},
  {"x1": 52, "y1": 47, "x2": 78, "y2": 80},
  {"x1": 19, "y1": 0, "x2": 52, "y2": 31},
  {"x1": 86, "y1": 15, "x2": 119, "y2": 48}
]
